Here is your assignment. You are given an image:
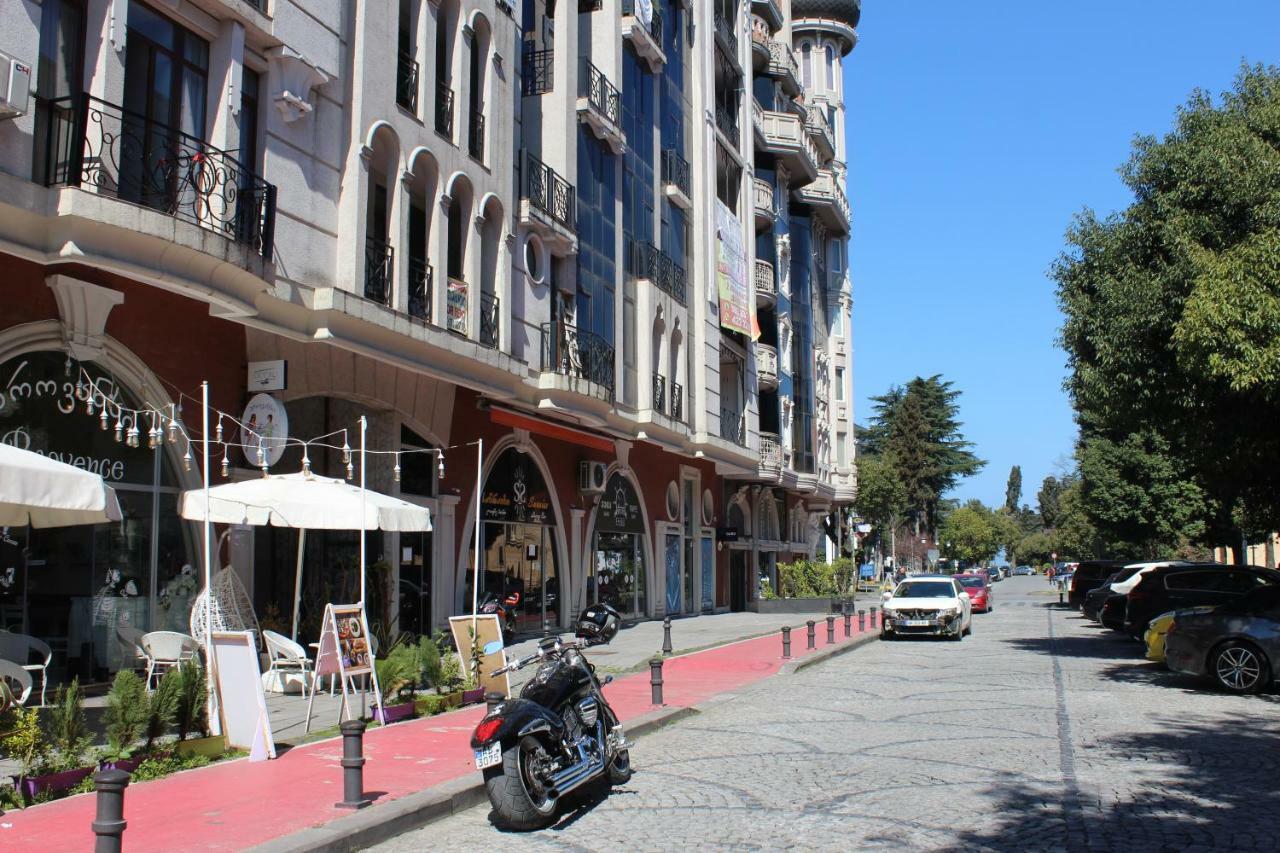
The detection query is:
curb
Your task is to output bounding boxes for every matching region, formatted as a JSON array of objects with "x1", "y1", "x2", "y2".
[{"x1": 779, "y1": 630, "x2": 878, "y2": 676}]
